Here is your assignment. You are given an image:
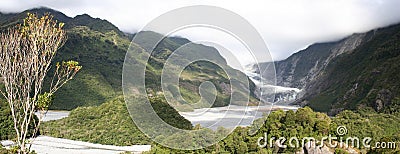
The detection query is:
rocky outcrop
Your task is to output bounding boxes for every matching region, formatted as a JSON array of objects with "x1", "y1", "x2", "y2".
[
  {"x1": 248, "y1": 33, "x2": 366, "y2": 105},
  {"x1": 296, "y1": 141, "x2": 359, "y2": 154},
  {"x1": 251, "y1": 22, "x2": 400, "y2": 114},
  {"x1": 252, "y1": 33, "x2": 366, "y2": 90},
  {"x1": 302, "y1": 141, "x2": 333, "y2": 154},
  {"x1": 300, "y1": 23, "x2": 400, "y2": 113},
  {"x1": 373, "y1": 89, "x2": 393, "y2": 111}
]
